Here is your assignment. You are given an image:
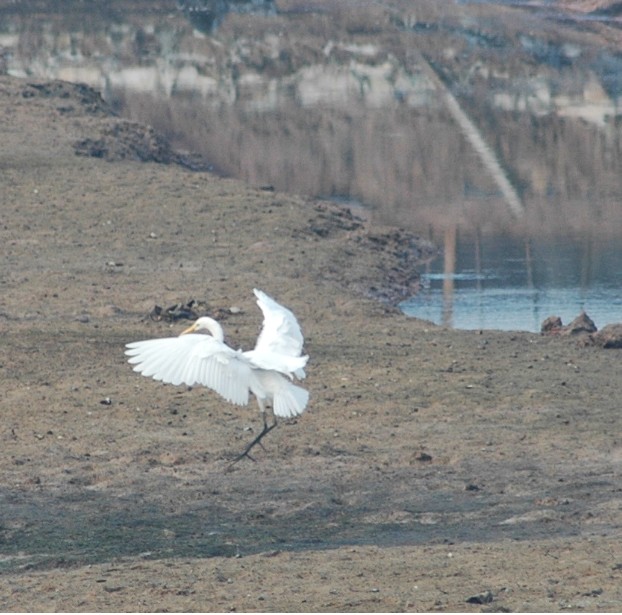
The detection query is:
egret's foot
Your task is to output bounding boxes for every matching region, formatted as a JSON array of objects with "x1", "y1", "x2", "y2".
[{"x1": 226, "y1": 418, "x2": 278, "y2": 470}]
